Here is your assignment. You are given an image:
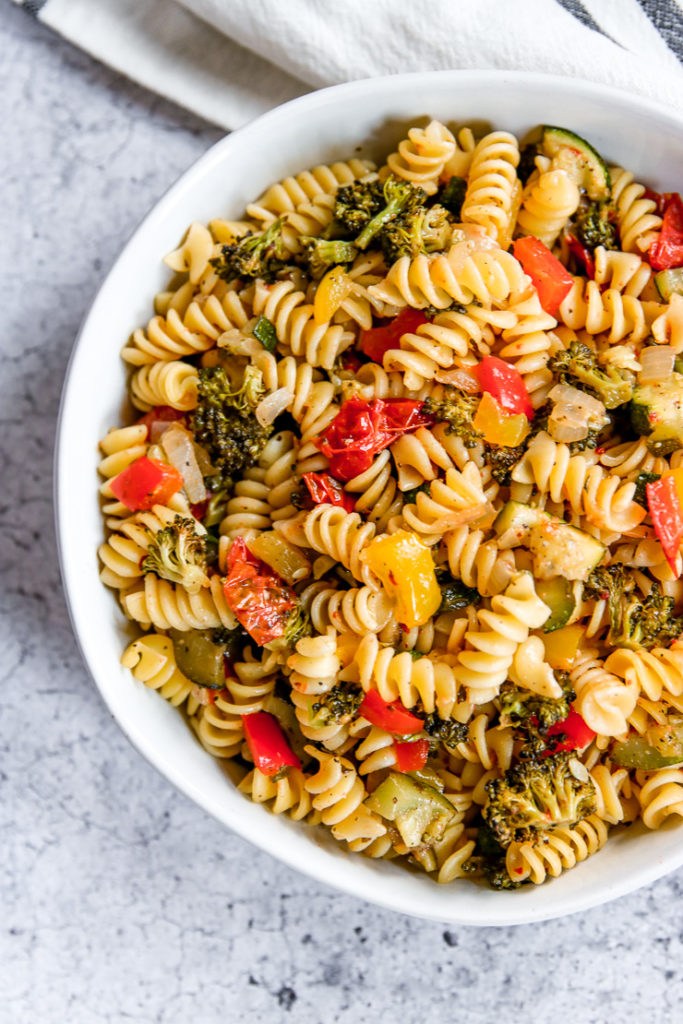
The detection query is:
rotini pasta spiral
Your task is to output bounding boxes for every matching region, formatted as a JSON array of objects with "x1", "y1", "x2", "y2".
[
  {"x1": 610, "y1": 166, "x2": 662, "y2": 253},
  {"x1": 570, "y1": 649, "x2": 638, "y2": 737},
  {"x1": 401, "y1": 463, "x2": 489, "y2": 543},
  {"x1": 637, "y1": 769, "x2": 683, "y2": 829},
  {"x1": 452, "y1": 572, "x2": 551, "y2": 704},
  {"x1": 558, "y1": 278, "x2": 659, "y2": 343},
  {"x1": 382, "y1": 120, "x2": 456, "y2": 196},
  {"x1": 460, "y1": 131, "x2": 520, "y2": 243},
  {"x1": 303, "y1": 747, "x2": 387, "y2": 850},
  {"x1": 350, "y1": 633, "x2": 459, "y2": 717},
  {"x1": 120, "y1": 633, "x2": 194, "y2": 707},
  {"x1": 129, "y1": 360, "x2": 198, "y2": 412},
  {"x1": 299, "y1": 582, "x2": 392, "y2": 635},
  {"x1": 252, "y1": 278, "x2": 354, "y2": 370},
  {"x1": 302, "y1": 504, "x2": 380, "y2": 589},
  {"x1": 505, "y1": 814, "x2": 608, "y2": 885},
  {"x1": 238, "y1": 767, "x2": 313, "y2": 820},
  {"x1": 122, "y1": 574, "x2": 237, "y2": 632},
  {"x1": 516, "y1": 168, "x2": 580, "y2": 247}
]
